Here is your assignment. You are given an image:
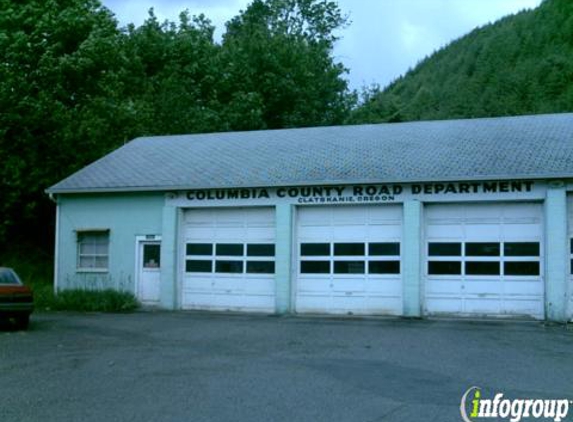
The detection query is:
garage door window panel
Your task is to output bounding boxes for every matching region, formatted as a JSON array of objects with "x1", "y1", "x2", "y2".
[
  {"x1": 246, "y1": 243, "x2": 275, "y2": 274},
  {"x1": 334, "y1": 243, "x2": 365, "y2": 256},
  {"x1": 369, "y1": 242, "x2": 400, "y2": 256},
  {"x1": 465, "y1": 261, "x2": 500, "y2": 276},
  {"x1": 334, "y1": 261, "x2": 365, "y2": 274},
  {"x1": 246, "y1": 261, "x2": 275, "y2": 274},
  {"x1": 301, "y1": 261, "x2": 330, "y2": 274},
  {"x1": 186, "y1": 260, "x2": 212, "y2": 273},
  {"x1": 428, "y1": 242, "x2": 462, "y2": 275},
  {"x1": 369, "y1": 261, "x2": 400, "y2": 274},
  {"x1": 429, "y1": 242, "x2": 462, "y2": 256},
  {"x1": 332, "y1": 243, "x2": 366, "y2": 275},
  {"x1": 464, "y1": 242, "x2": 501, "y2": 276},
  {"x1": 428, "y1": 241, "x2": 541, "y2": 277},
  {"x1": 504, "y1": 242, "x2": 540, "y2": 257},
  {"x1": 216, "y1": 244, "x2": 243, "y2": 256},
  {"x1": 502, "y1": 242, "x2": 540, "y2": 276},
  {"x1": 247, "y1": 244, "x2": 275, "y2": 257},
  {"x1": 215, "y1": 260, "x2": 243, "y2": 273},
  {"x1": 185, "y1": 243, "x2": 213, "y2": 273},
  {"x1": 428, "y1": 261, "x2": 462, "y2": 275},
  {"x1": 186, "y1": 242, "x2": 275, "y2": 275},
  {"x1": 465, "y1": 243, "x2": 500, "y2": 257},
  {"x1": 300, "y1": 243, "x2": 331, "y2": 274},
  {"x1": 368, "y1": 242, "x2": 400, "y2": 274},
  {"x1": 300, "y1": 239, "x2": 402, "y2": 276},
  {"x1": 301, "y1": 243, "x2": 330, "y2": 256},
  {"x1": 504, "y1": 261, "x2": 540, "y2": 276},
  {"x1": 187, "y1": 243, "x2": 212, "y2": 255}
]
